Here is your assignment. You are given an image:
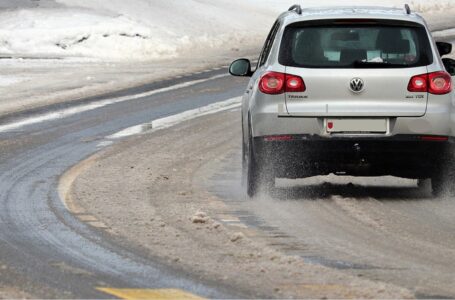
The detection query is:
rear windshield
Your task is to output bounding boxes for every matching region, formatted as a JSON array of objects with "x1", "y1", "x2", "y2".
[{"x1": 279, "y1": 20, "x2": 433, "y2": 68}]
